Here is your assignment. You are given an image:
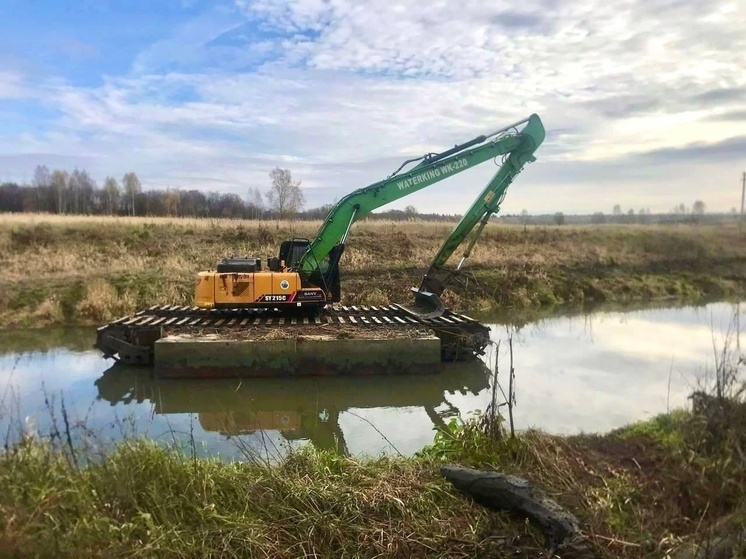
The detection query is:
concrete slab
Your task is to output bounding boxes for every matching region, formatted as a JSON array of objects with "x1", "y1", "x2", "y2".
[{"x1": 154, "y1": 332, "x2": 441, "y2": 378}]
